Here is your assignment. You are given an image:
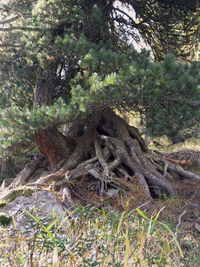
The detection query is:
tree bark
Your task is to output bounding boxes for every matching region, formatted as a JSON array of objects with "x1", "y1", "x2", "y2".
[
  {"x1": 35, "y1": 128, "x2": 75, "y2": 170},
  {"x1": 30, "y1": 53, "x2": 200, "y2": 203},
  {"x1": 34, "y1": 61, "x2": 58, "y2": 106},
  {"x1": 0, "y1": 157, "x2": 15, "y2": 178},
  {"x1": 10, "y1": 108, "x2": 200, "y2": 211}
]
